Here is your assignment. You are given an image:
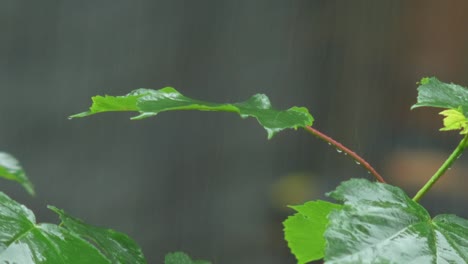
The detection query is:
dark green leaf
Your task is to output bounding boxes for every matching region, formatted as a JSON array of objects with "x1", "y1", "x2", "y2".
[
  {"x1": 0, "y1": 152, "x2": 34, "y2": 195},
  {"x1": 411, "y1": 77, "x2": 468, "y2": 134},
  {"x1": 325, "y1": 179, "x2": 468, "y2": 263},
  {"x1": 0, "y1": 191, "x2": 146, "y2": 264},
  {"x1": 283, "y1": 200, "x2": 342, "y2": 264},
  {"x1": 49, "y1": 206, "x2": 146, "y2": 264},
  {"x1": 70, "y1": 88, "x2": 314, "y2": 139},
  {"x1": 164, "y1": 252, "x2": 211, "y2": 264},
  {"x1": 411, "y1": 77, "x2": 468, "y2": 116}
]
